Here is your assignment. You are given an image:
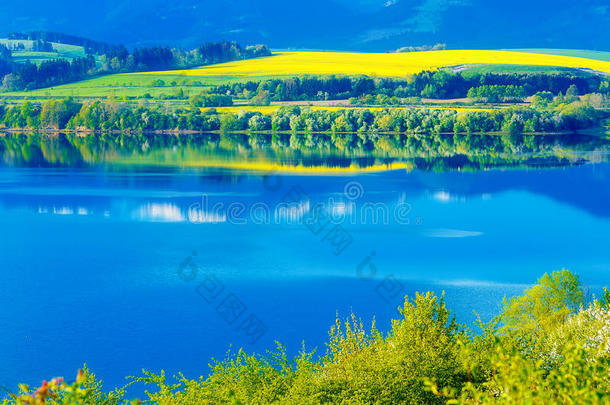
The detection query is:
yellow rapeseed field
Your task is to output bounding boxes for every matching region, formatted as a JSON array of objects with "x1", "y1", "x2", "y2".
[{"x1": 141, "y1": 50, "x2": 610, "y2": 78}]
